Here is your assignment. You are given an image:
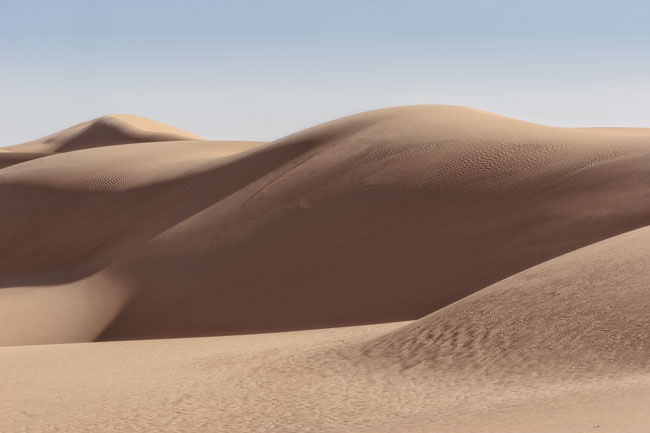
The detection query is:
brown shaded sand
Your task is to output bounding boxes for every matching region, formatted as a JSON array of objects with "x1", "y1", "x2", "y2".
[
  {"x1": 5, "y1": 220, "x2": 650, "y2": 433},
  {"x1": 2, "y1": 106, "x2": 650, "y2": 432},
  {"x1": 2, "y1": 106, "x2": 650, "y2": 344}
]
